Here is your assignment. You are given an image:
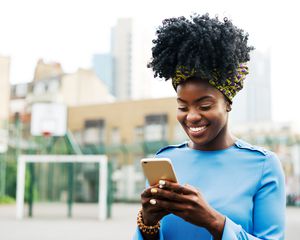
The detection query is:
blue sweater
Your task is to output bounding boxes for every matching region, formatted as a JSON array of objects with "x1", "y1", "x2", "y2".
[{"x1": 133, "y1": 139, "x2": 285, "y2": 239}]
